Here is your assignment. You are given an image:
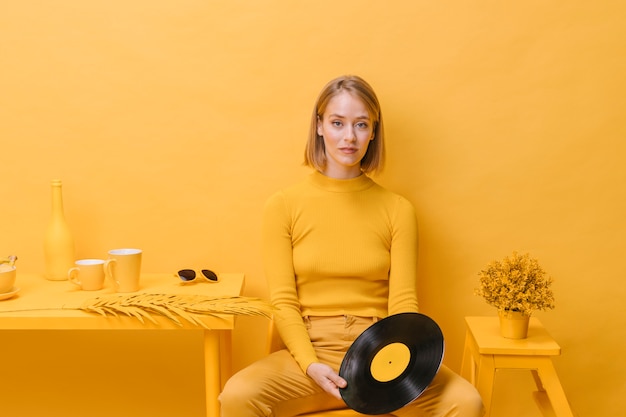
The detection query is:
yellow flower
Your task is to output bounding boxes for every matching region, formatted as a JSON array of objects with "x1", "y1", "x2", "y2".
[{"x1": 475, "y1": 251, "x2": 555, "y2": 316}]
